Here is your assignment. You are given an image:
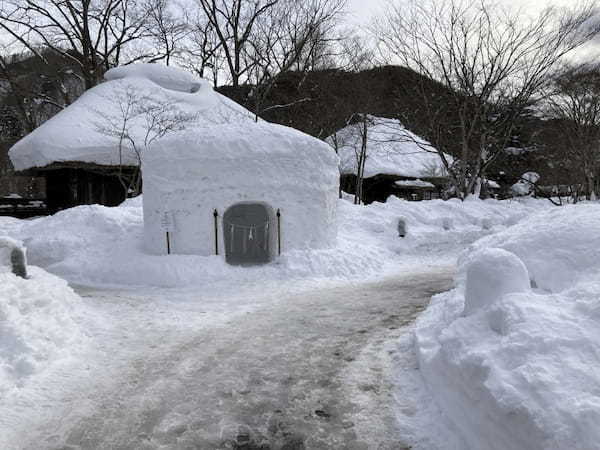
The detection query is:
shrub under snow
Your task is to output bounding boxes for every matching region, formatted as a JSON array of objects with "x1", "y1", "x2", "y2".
[{"x1": 415, "y1": 203, "x2": 600, "y2": 450}]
